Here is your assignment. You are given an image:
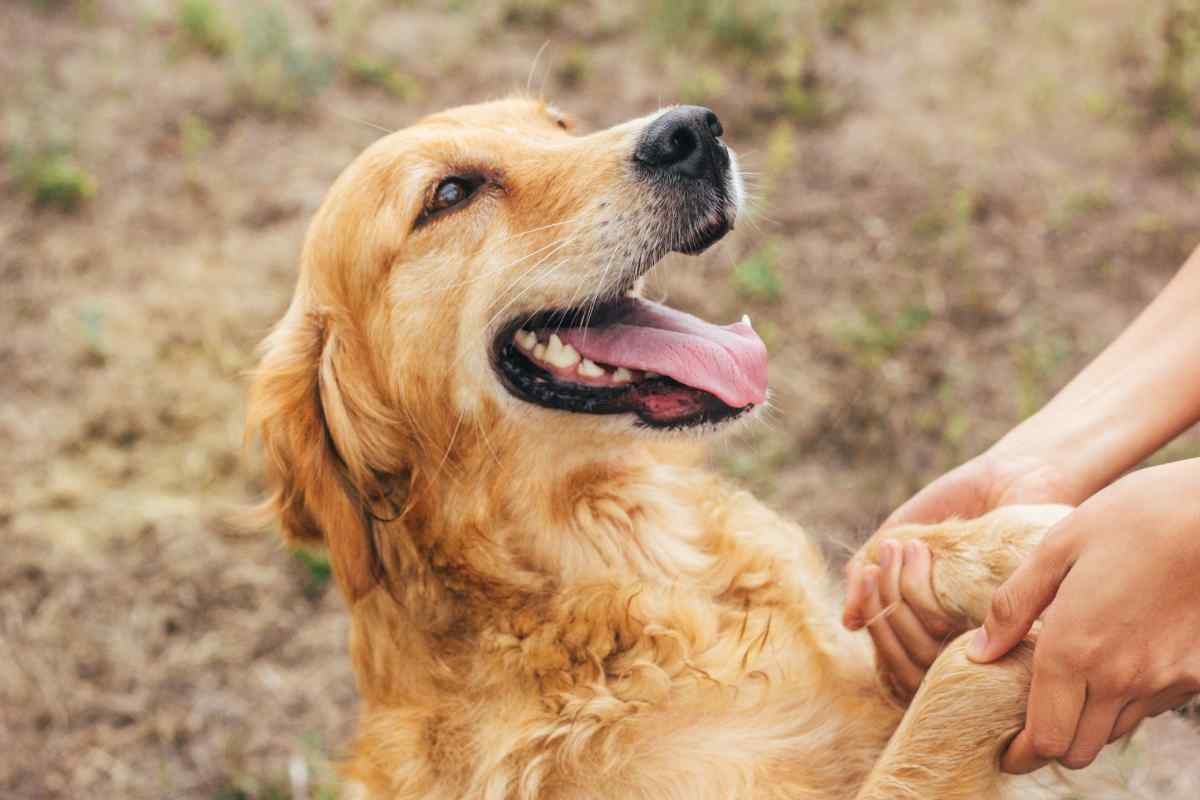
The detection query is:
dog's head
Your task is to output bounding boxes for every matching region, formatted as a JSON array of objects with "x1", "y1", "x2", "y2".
[{"x1": 248, "y1": 98, "x2": 767, "y2": 596}]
